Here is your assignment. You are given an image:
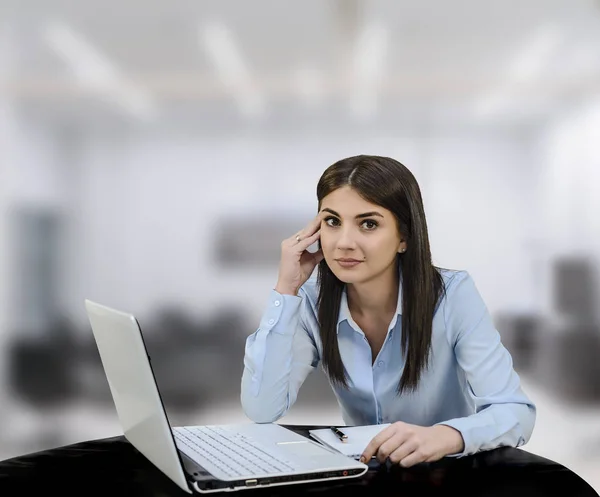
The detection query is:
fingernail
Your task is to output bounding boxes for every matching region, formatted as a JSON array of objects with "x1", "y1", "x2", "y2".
[{"x1": 359, "y1": 456, "x2": 366, "y2": 463}]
